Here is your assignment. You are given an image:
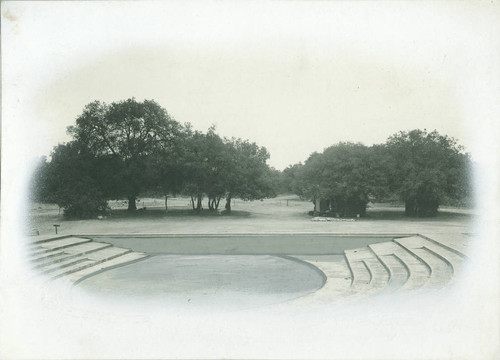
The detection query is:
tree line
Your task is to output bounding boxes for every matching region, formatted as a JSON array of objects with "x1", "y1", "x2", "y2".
[
  {"x1": 30, "y1": 98, "x2": 472, "y2": 218},
  {"x1": 31, "y1": 98, "x2": 278, "y2": 218},
  {"x1": 281, "y1": 130, "x2": 472, "y2": 217}
]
